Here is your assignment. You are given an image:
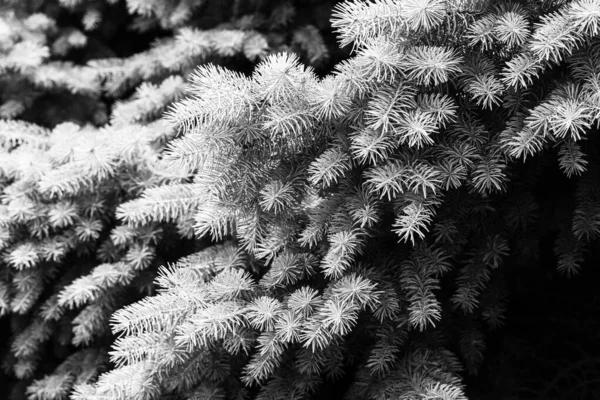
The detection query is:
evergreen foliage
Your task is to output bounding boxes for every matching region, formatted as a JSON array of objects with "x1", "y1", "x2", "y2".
[
  {"x1": 0, "y1": 0, "x2": 337, "y2": 399},
  {"x1": 2, "y1": 0, "x2": 600, "y2": 399}
]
